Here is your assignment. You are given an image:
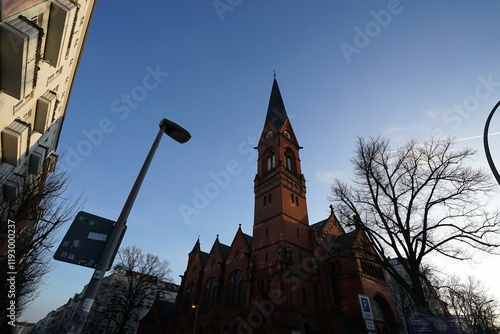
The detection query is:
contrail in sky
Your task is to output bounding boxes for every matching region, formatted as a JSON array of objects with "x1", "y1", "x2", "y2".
[{"x1": 454, "y1": 132, "x2": 500, "y2": 143}]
